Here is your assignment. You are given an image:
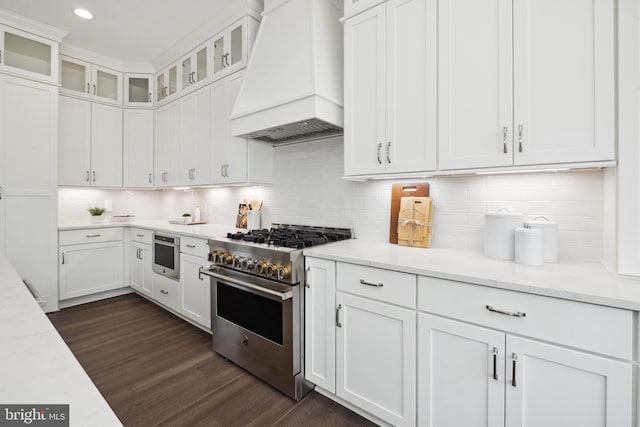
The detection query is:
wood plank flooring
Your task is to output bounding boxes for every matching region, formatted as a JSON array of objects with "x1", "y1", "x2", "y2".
[{"x1": 48, "y1": 294, "x2": 376, "y2": 427}]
